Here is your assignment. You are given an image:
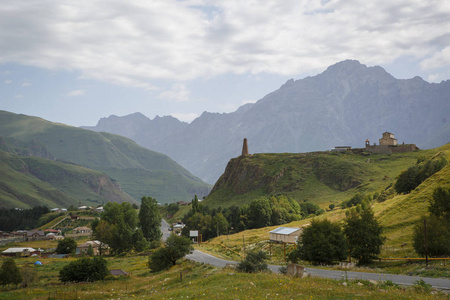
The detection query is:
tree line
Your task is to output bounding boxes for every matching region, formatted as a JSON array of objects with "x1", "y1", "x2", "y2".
[
  {"x1": 0, "y1": 206, "x2": 54, "y2": 231},
  {"x1": 180, "y1": 195, "x2": 324, "y2": 242}
]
